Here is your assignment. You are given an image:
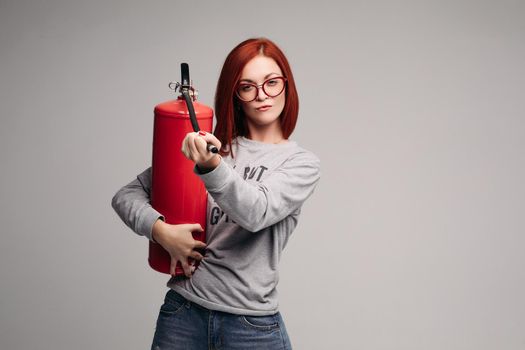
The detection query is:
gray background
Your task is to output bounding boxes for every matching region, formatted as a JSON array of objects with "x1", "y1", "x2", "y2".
[{"x1": 1, "y1": 0, "x2": 524, "y2": 349}]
